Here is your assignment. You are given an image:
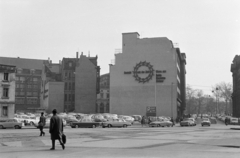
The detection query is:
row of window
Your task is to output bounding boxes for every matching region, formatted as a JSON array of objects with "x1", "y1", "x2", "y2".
[
  {"x1": 15, "y1": 98, "x2": 39, "y2": 104},
  {"x1": 15, "y1": 91, "x2": 39, "y2": 96},
  {"x1": 16, "y1": 76, "x2": 40, "y2": 82},
  {"x1": 65, "y1": 82, "x2": 75, "y2": 90},
  {"x1": 100, "y1": 93, "x2": 109, "y2": 99},
  {"x1": 64, "y1": 94, "x2": 75, "y2": 102},
  {"x1": 16, "y1": 84, "x2": 39, "y2": 89}
]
